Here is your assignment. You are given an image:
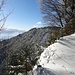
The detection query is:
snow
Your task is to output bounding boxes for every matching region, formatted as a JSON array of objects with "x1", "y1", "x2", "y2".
[
  {"x1": 18, "y1": 73, "x2": 24, "y2": 75},
  {"x1": 33, "y1": 67, "x2": 56, "y2": 75},
  {"x1": 37, "y1": 34, "x2": 75, "y2": 75}
]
